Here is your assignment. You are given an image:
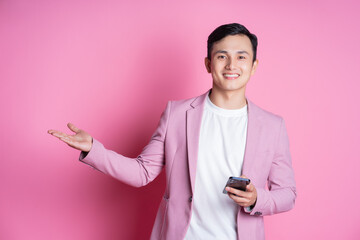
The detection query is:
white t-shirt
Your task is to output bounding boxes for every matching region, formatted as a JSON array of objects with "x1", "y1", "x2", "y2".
[{"x1": 184, "y1": 94, "x2": 248, "y2": 239}]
